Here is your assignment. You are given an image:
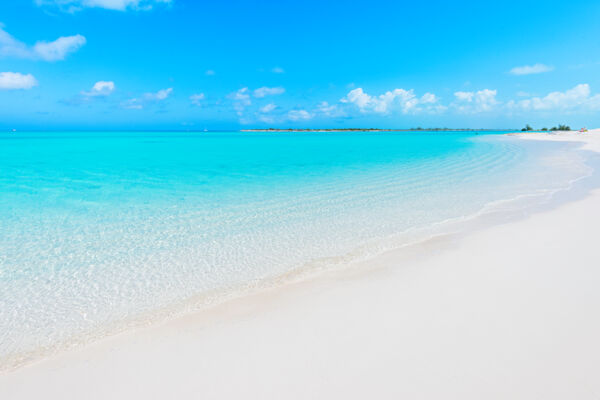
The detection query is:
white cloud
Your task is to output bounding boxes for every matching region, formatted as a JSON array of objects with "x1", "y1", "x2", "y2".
[
  {"x1": 340, "y1": 87, "x2": 438, "y2": 114},
  {"x1": 507, "y1": 84, "x2": 600, "y2": 112},
  {"x1": 190, "y1": 93, "x2": 205, "y2": 106},
  {"x1": 0, "y1": 24, "x2": 85, "y2": 61},
  {"x1": 223, "y1": 83, "x2": 600, "y2": 121},
  {"x1": 420, "y1": 92, "x2": 438, "y2": 104},
  {"x1": 228, "y1": 87, "x2": 251, "y2": 115},
  {"x1": 341, "y1": 88, "x2": 371, "y2": 109},
  {"x1": 0, "y1": 72, "x2": 38, "y2": 90},
  {"x1": 509, "y1": 63, "x2": 553, "y2": 76},
  {"x1": 475, "y1": 89, "x2": 497, "y2": 109},
  {"x1": 33, "y1": 35, "x2": 86, "y2": 61},
  {"x1": 145, "y1": 87, "x2": 172, "y2": 100},
  {"x1": 377, "y1": 89, "x2": 418, "y2": 113},
  {"x1": 35, "y1": 0, "x2": 172, "y2": 12},
  {"x1": 288, "y1": 109, "x2": 312, "y2": 121},
  {"x1": 454, "y1": 91, "x2": 474, "y2": 102},
  {"x1": 452, "y1": 89, "x2": 498, "y2": 112},
  {"x1": 230, "y1": 87, "x2": 250, "y2": 103},
  {"x1": 82, "y1": 80, "x2": 115, "y2": 97},
  {"x1": 259, "y1": 115, "x2": 275, "y2": 124},
  {"x1": 253, "y1": 86, "x2": 285, "y2": 98},
  {"x1": 123, "y1": 87, "x2": 172, "y2": 109},
  {"x1": 61, "y1": 80, "x2": 113, "y2": 105},
  {"x1": 272, "y1": 67, "x2": 284, "y2": 74},
  {"x1": 205, "y1": 70, "x2": 215, "y2": 76},
  {"x1": 316, "y1": 101, "x2": 345, "y2": 117},
  {"x1": 260, "y1": 103, "x2": 276, "y2": 113}
]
